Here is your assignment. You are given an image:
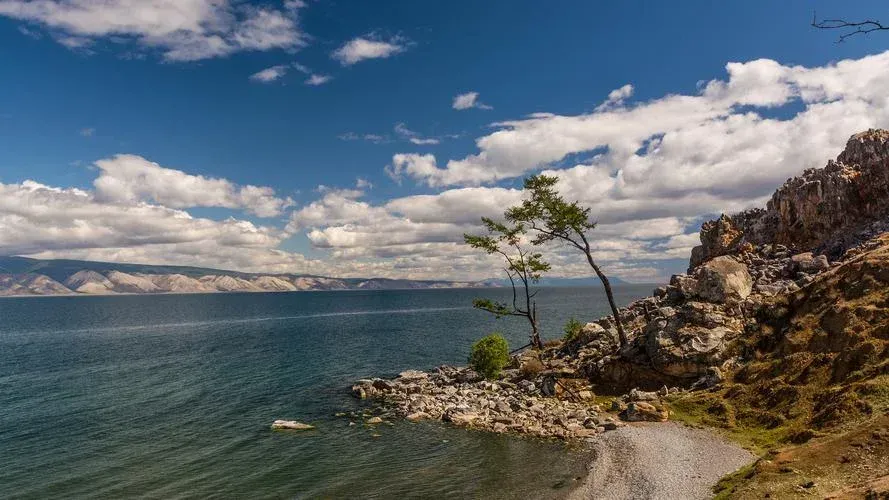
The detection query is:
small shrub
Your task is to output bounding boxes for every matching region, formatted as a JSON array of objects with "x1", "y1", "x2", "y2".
[
  {"x1": 469, "y1": 333, "x2": 510, "y2": 379},
  {"x1": 563, "y1": 317, "x2": 584, "y2": 342}
]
